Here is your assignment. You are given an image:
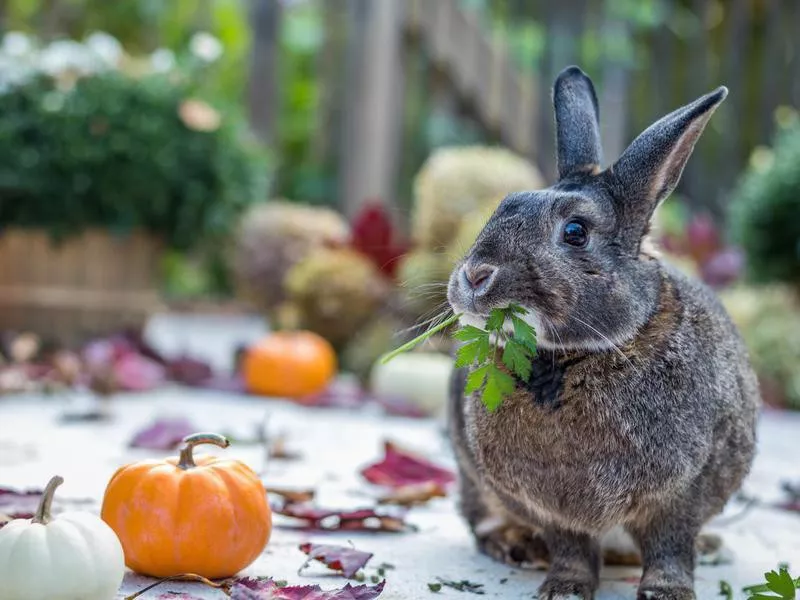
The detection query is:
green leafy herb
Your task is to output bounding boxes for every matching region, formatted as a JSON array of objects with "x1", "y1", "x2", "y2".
[
  {"x1": 720, "y1": 580, "x2": 733, "y2": 599},
  {"x1": 743, "y1": 567, "x2": 800, "y2": 599},
  {"x1": 382, "y1": 305, "x2": 538, "y2": 411},
  {"x1": 434, "y1": 578, "x2": 485, "y2": 595},
  {"x1": 380, "y1": 313, "x2": 462, "y2": 364}
]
